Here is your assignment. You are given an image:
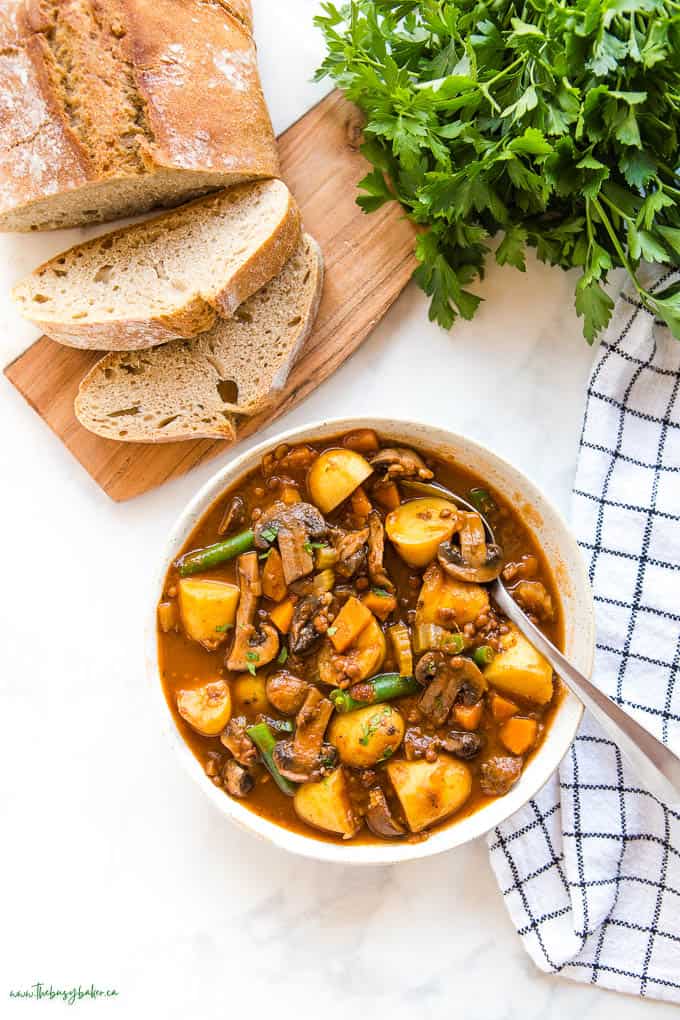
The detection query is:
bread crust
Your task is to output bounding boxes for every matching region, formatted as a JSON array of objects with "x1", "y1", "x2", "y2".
[
  {"x1": 13, "y1": 181, "x2": 302, "y2": 350},
  {"x1": 0, "y1": 0, "x2": 278, "y2": 231}
]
